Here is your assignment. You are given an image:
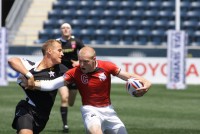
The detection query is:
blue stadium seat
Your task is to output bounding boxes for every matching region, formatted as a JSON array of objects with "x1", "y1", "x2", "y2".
[
  {"x1": 103, "y1": 9, "x2": 117, "y2": 19},
  {"x1": 48, "y1": 9, "x2": 62, "y2": 20},
  {"x1": 182, "y1": 20, "x2": 198, "y2": 30},
  {"x1": 134, "y1": 1, "x2": 148, "y2": 9},
  {"x1": 125, "y1": 19, "x2": 141, "y2": 30},
  {"x1": 148, "y1": 1, "x2": 162, "y2": 9},
  {"x1": 84, "y1": 19, "x2": 98, "y2": 28},
  {"x1": 150, "y1": 29, "x2": 166, "y2": 45},
  {"x1": 144, "y1": 10, "x2": 158, "y2": 19},
  {"x1": 106, "y1": 1, "x2": 120, "y2": 10},
  {"x1": 115, "y1": 9, "x2": 132, "y2": 19},
  {"x1": 88, "y1": 9, "x2": 103, "y2": 20},
  {"x1": 158, "y1": 10, "x2": 174, "y2": 20},
  {"x1": 191, "y1": 2, "x2": 200, "y2": 10},
  {"x1": 122, "y1": 30, "x2": 136, "y2": 45},
  {"x1": 140, "y1": 20, "x2": 154, "y2": 29},
  {"x1": 112, "y1": 19, "x2": 125, "y2": 29},
  {"x1": 43, "y1": 19, "x2": 57, "y2": 30},
  {"x1": 79, "y1": 29, "x2": 95, "y2": 44},
  {"x1": 108, "y1": 29, "x2": 122, "y2": 44},
  {"x1": 130, "y1": 9, "x2": 144, "y2": 19},
  {"x1": 161, "y1": 1, "x2": 174, "y2": 10},
  {"x1": 120, "y1": 1, "x2": 134, "y2": 9},
  {"x1": 60, "y1": 10, "x2": 76, "y2": 21},
  {"x1": 93, "y1": 1, "x2": 105, "y2": 9},
  {"x1": 98, "y1": 19, "x2": 112, "y2": 29},
  {"x1": 93, "y1": 29, "x2": 107, "y2": 44},
  {"x1": 137, "y1": 29, "x2": 150, "y2": 45}
]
